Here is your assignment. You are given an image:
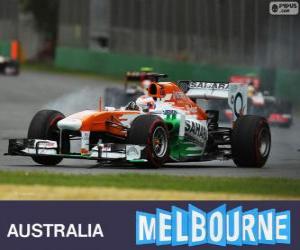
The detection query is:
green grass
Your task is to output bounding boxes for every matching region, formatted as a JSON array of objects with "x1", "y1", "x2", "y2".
[
  {"x1": 22, "y1": 62, "x2": 123, "y2": 82},
  {"x1": 0, "y1": 171, "x2": 299, "y2": 197}
]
